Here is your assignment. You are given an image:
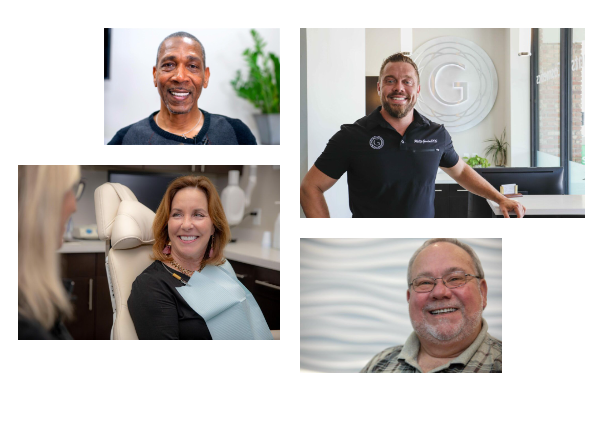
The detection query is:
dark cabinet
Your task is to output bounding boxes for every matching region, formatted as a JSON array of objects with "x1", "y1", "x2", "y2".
[
  {"x1": 434, "y1": 185, "x2": 449, "y2": 218},
  {"x1": 61, "y1": 253, "x2": 113, "y2": 340},
  {"x1": 434, "y1": 184, "x2": 469, "y2": 218},
  {"x1": 229, "y1": 260, "x2": 280, "y2": 331}
]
